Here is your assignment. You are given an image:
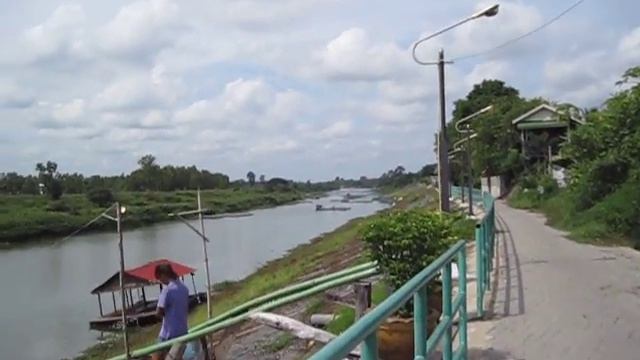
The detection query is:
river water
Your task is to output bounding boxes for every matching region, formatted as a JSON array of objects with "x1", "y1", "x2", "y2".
[{"x1": 0, "y1": 189, "x2": 386, "y2": 360}]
